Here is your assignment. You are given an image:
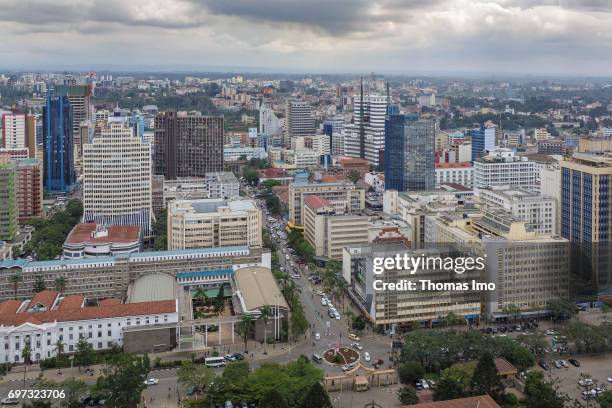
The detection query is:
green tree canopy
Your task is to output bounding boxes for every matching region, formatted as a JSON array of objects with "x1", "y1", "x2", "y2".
[
  {"x1": 397, "y1": 386, "x2": 419, "y2": 405},
  {"x1": 94, "y1": 353, "x2": 149, "y2": 408},
  {"x1": 523, "y1": 371, "x2": 564, "y2": 408}
]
